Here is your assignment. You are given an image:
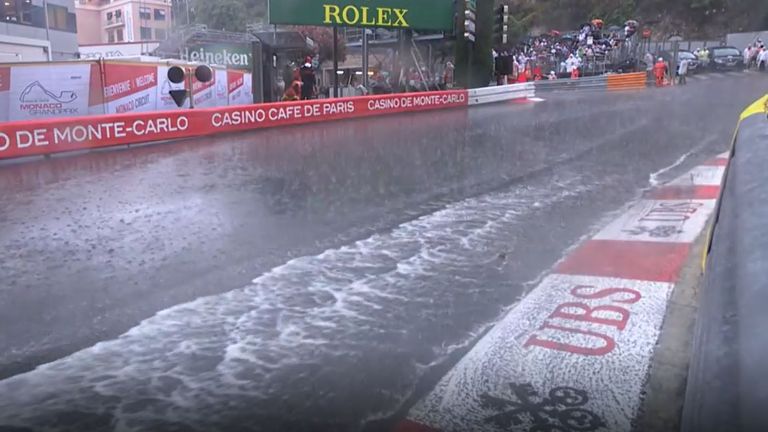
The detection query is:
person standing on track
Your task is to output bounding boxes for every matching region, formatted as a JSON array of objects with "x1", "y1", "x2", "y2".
[{"x1": 653, "y1": 57, "x2": 667, "y2": 87}]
